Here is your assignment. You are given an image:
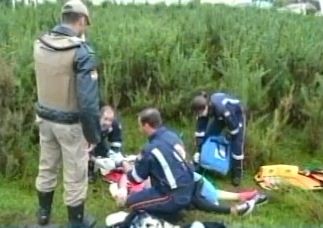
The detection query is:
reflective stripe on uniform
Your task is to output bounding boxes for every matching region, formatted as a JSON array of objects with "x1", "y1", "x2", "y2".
[
  {"x1": 174, "y1": 144, "x2": 186, "y2": 159},
  {"x1": 151, "y1": 148, "x2": 177, "y2": 189},
  {"x1": 230, "y1": 122, "x2": 243, "y2": 135},
  {"x1": 230, "y1": 127, "x2": 240, "y2": 135},
  {"x1": 222, "y1": 98, "x2": 240, "y2": 105},
  {"x1": 111, "y1": 142, "x2": 122, "y2": 148},
  {"x1": 232, "y1": 154, "x2": 244, "y2": 160},
  {"x1": 173, "y1": 152, "x2": 183, "y2": 163},
  {"x1": 224, "y1": 111, "x2": 231, "y2": 117},
  {"x1": 195, "y1": 132, "x2": 205, "y2": 137}
]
